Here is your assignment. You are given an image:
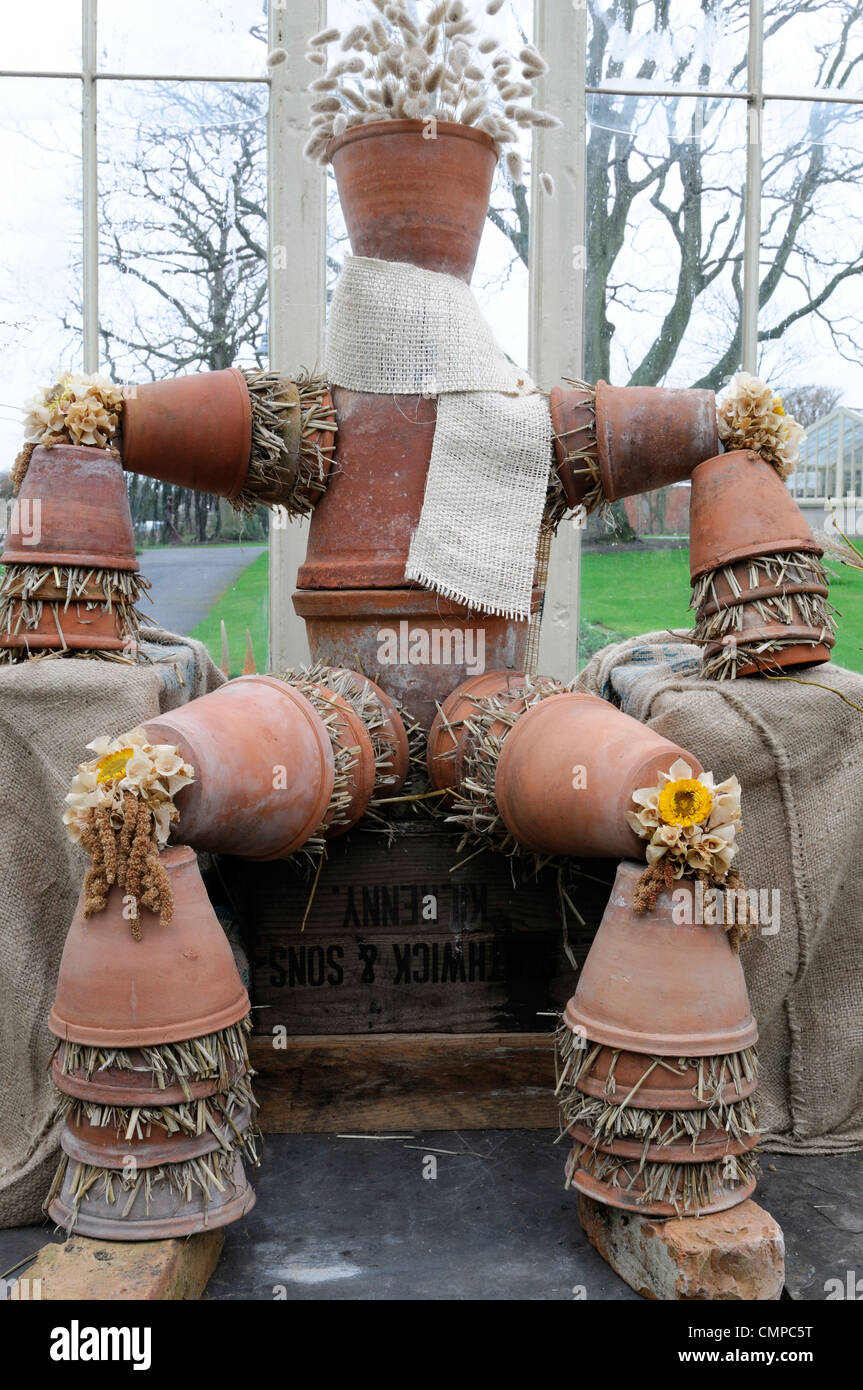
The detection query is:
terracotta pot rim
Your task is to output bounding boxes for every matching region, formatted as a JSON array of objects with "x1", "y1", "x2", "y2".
[
  {"x1": 47, "y1": 1164, "x2": 255, "y2": 1241},
  {"x1": 328, "y1": 117, "x2": 499, "y2": 162},
  {"x1": 61, "y1": 1102, "x2": 252, "y2": 1168},
  {"x1": 48, "y1": 992, "x2": 250, "y2": 1049},
  {"x1": 699, "y1": 580, "x2": 830, "y2": 617},
  {"x1": 565, "y1": 1000, "x2": 759, "y2": 1056},
  {"x1": 0, "y1": 548, "x2": 140, "y2": 571},
  {"x1": 50, "y1": 1051, "x2": 233, "y2": 1106},
  {"x1": 703, "y1": 626, "x2": 836, "y2": 659},
  {"x1": 293, "y1": 588, "x2": 543, "y2": 617},
  {"x1": 426, "y1": 669, "x2": 529, "y2": 790},
  {"x1": 567, "y1": 1121, "x2": 759, "y2": 1164},
  {"x1": 0, "y1": 632, "x2": 127, "y2": 651},
  {"x1": 302, "y1": 682, "x2": 376, "y2": 837},
  {"x1": 570, "y1": 1167, "x2": 756, "y2": 1218}
]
